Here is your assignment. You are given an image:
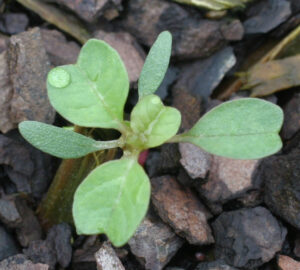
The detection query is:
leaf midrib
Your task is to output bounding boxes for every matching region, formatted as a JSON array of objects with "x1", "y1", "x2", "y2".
[
  {"x1": 106, "y1": 158, "x2": 135, "y2": 231},
  {"x1": 185, "y1": 131, "x2": 279, "y2": 139},
  {"x1": 77, "y1": 65, "x2": 124, "y2": 129}
]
